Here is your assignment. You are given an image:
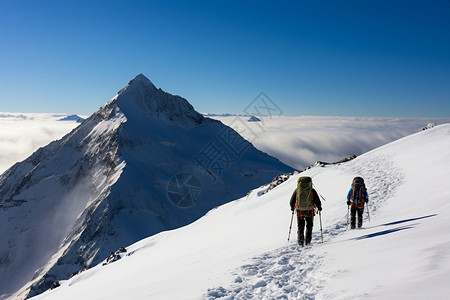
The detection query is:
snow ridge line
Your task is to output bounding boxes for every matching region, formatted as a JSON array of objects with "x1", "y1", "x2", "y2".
[{"x1": 206, "y1": 155, "x2": 404, "y2": 299}]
